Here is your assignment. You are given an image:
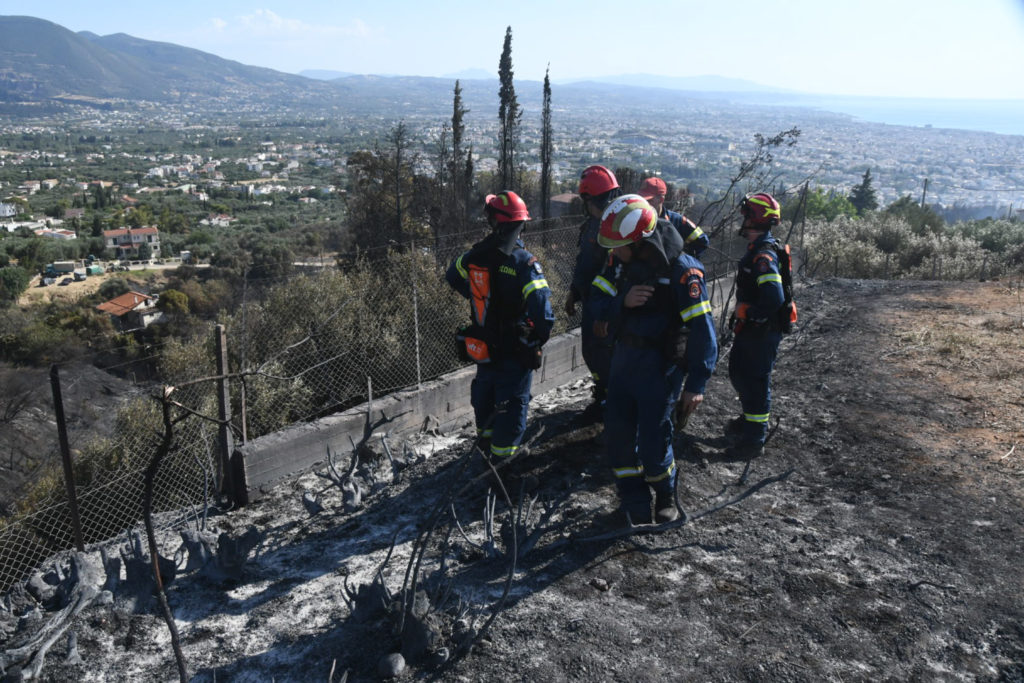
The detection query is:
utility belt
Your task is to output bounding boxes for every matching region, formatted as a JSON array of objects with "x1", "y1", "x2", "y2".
[
  {"x1": 617, "y1": 327, "x2": 689, "y2": 366},
  {"x1": 732, "y1": 316, "x2": 782, "y2": 336},
  {"x1": 456, "y1": 322, "x2": 542, "y2": 369},
  {"x1": 617, "y1": 332, "x2": 661, "y2": 350}
]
